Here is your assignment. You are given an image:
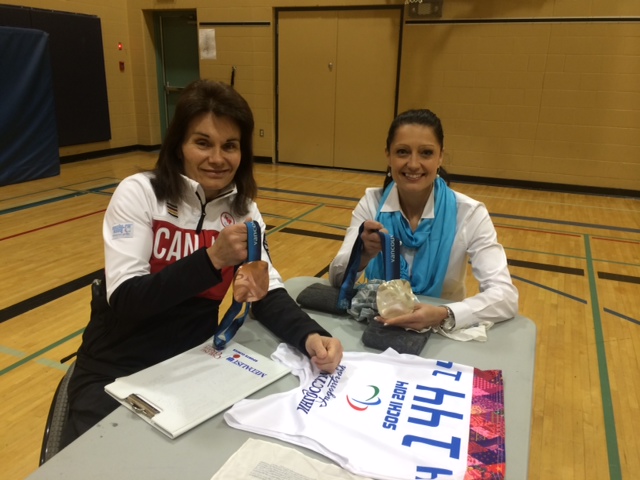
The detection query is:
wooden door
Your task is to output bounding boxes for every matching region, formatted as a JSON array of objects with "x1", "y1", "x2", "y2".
[
  {"x1": 277, "y1": 9, "x2": 400, "y2": 171},
  {"x1": 278, "y1": 11, "x2": 337, "y2": 167},
  {"x1": 333, "y1": 10, "x2": 400, "y2": 171}
]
